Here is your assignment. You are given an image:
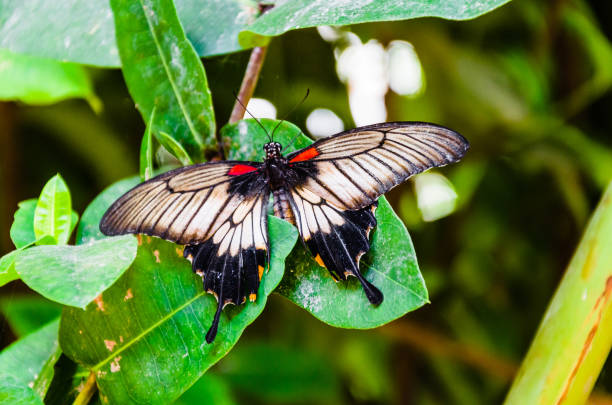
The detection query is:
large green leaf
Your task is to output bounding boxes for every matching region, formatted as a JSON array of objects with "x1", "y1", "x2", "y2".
[
  {"x1": 110, "y1": 0, "x2": 216, "y2": 162},
  {"x1": 0, "y1": 0, "x2": 261, "y2": 67},
  {"x1": 0, "y1": 319, "x2": 61, "y2": 405},
  {"x1": 60, "y1": 218, "x2": 297, "y2": 404},
  {"x1": 241, "y1": 0, "x2": 512, "y2": 43},
  {"x1": 34, "y1": 174, "x2": 72, "y2": 245},
  {"x1": 0, "y1": 0, "x2": 509, "y2": 67},
  {"x1": 15, "y1": 235, "x2": 138, "y2": 308},
  {"x1": 0, "y1": 49, "x2": 96, "y2": 105},
  {"x1": 222, "y1": 119, "x2": 428, "y2": 327}
]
